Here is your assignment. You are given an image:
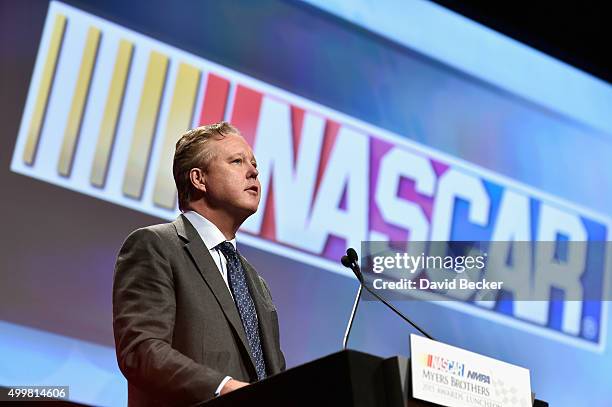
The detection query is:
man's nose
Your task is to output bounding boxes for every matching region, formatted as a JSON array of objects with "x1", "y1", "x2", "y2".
[{"x1": 247, "y1": 163, "x2": 259, "y2": 178}]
